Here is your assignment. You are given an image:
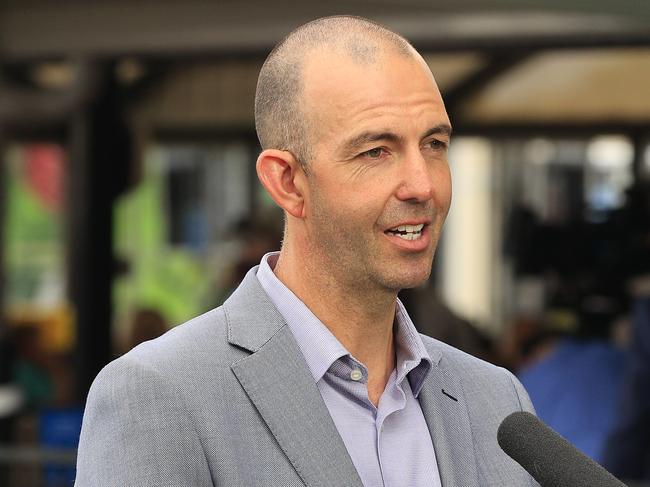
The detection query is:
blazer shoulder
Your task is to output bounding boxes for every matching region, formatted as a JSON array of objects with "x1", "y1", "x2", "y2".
[
  {"x1": 110, "y1": 305, "x2": 246, "y2": 379},
  {"x1": 78, "y1": 330, "x2": 214, "y2": 486},
  {"x1": 420, "y1": 333, "x2": 534, "y2": 413},
  {"x1": 419, "y1": 332, "x2": 498, "y2": 370}
]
